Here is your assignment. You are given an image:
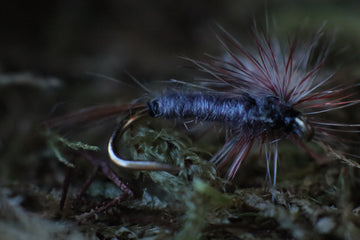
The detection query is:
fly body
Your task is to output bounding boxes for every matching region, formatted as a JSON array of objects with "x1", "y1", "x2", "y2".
[{"x1": 147, "y1": 92, "x2": 312, "y2": 142}]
